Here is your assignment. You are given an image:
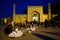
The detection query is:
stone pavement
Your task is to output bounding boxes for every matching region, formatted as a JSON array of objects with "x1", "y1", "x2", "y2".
[{"x1": 0, "y1": 27, "x2": 60, "y2": 40}]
